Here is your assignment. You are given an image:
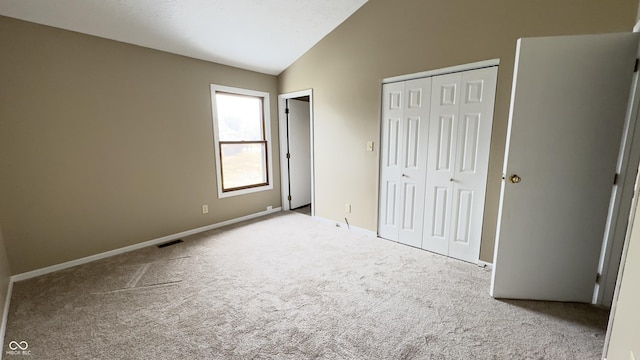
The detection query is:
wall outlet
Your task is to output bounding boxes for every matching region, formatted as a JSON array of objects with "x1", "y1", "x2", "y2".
[
  {"x1": 202, "y1": 205, "x2": 209, "y2": 214},
  {"x1": 267, "y1": 206, "x2": 273, "y2": 212},
  {"x1": 345, "y1": 204, "x2": 351, "y2": 213}
]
